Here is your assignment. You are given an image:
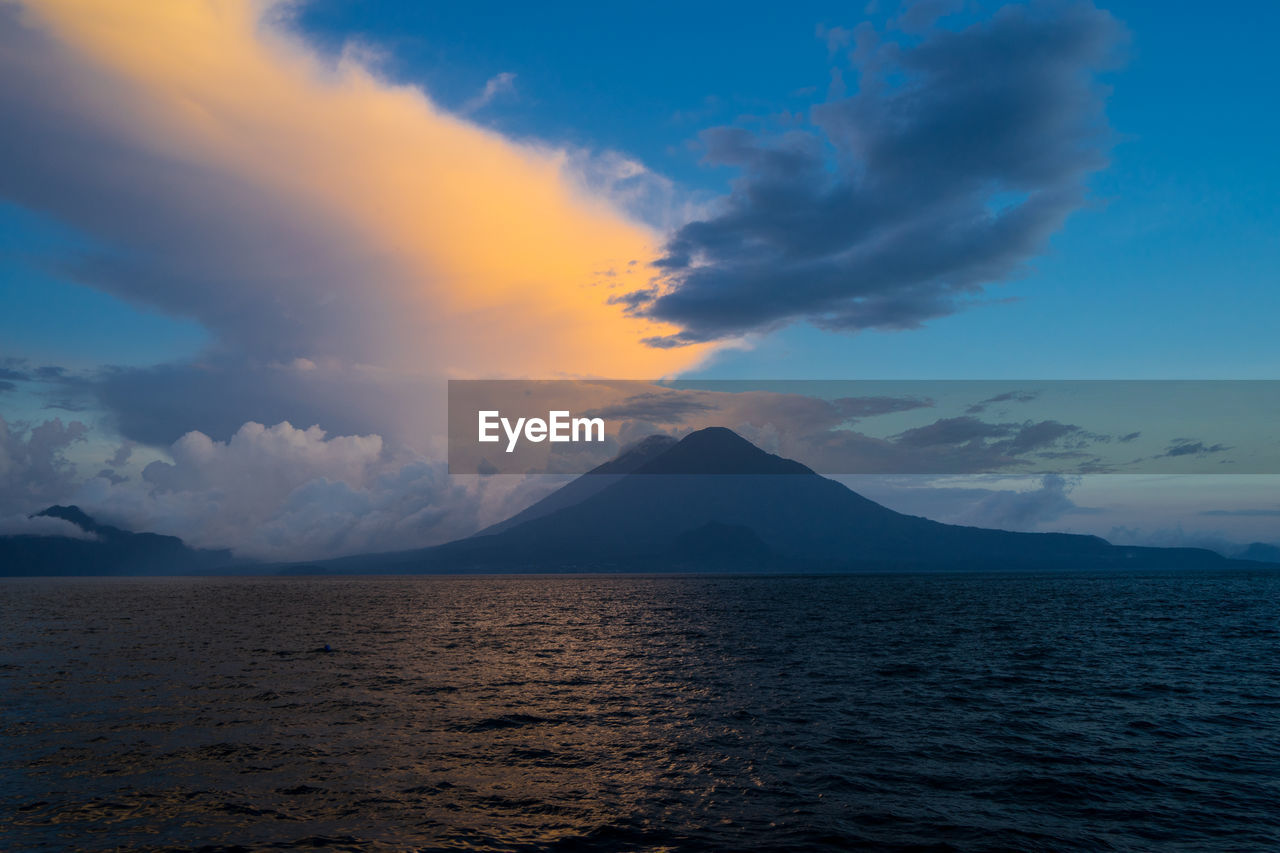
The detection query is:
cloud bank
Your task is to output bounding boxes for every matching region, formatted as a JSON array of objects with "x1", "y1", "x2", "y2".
[{"x1": 71, "y1": 420, "x2": 555, "y2": 561}]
